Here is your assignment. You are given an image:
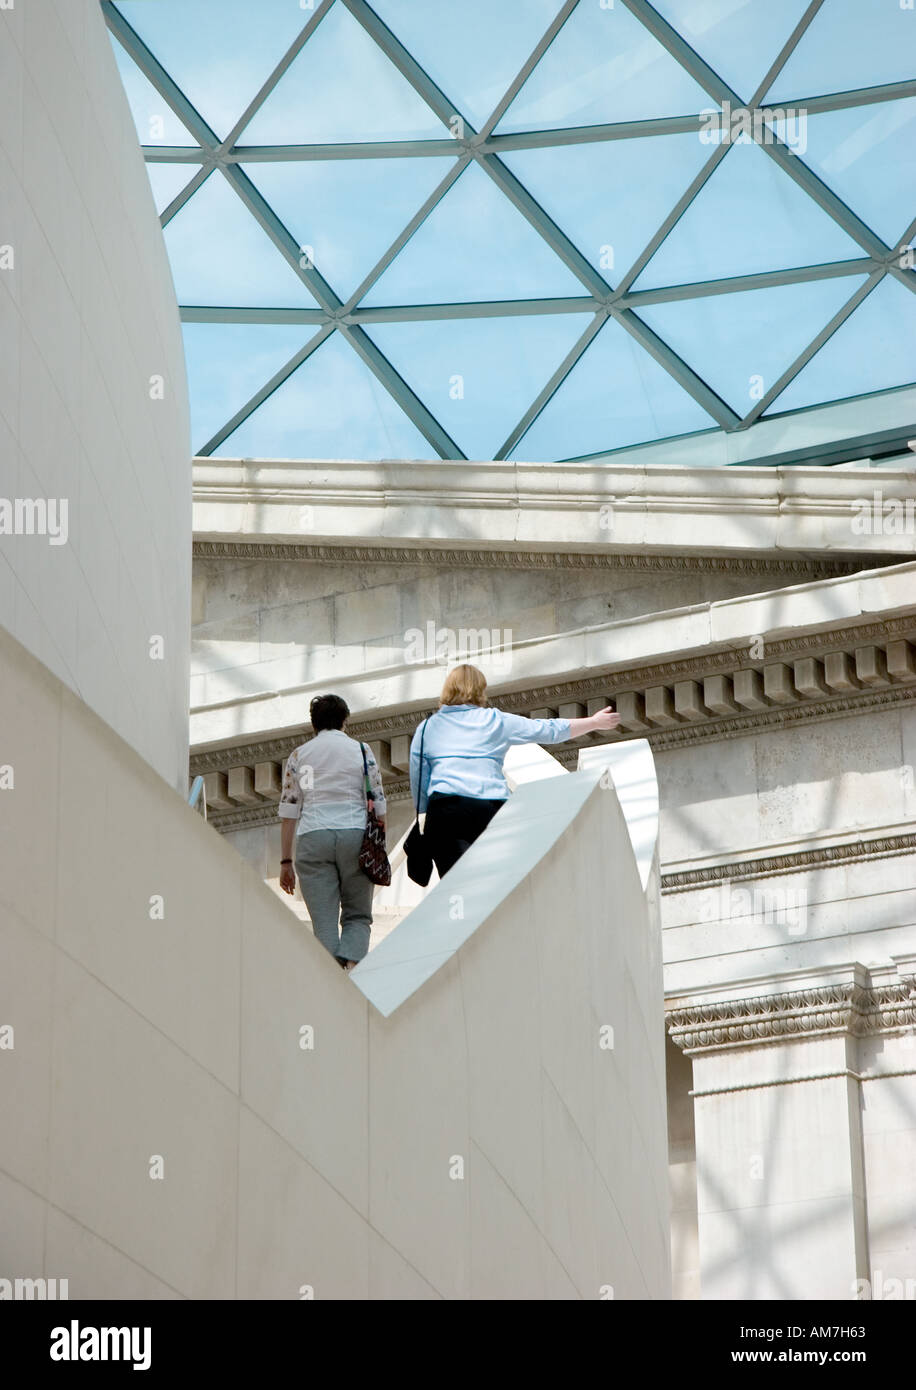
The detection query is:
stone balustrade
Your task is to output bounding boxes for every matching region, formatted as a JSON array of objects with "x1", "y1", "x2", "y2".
[{"x1": 194, "y1": 621, "x2": 916, "y2": 830}]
